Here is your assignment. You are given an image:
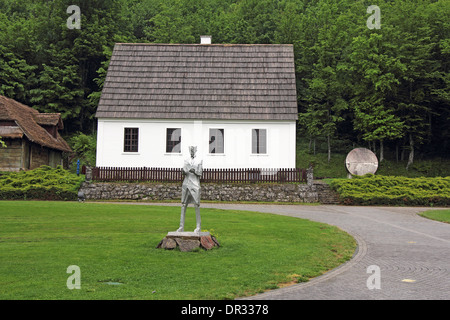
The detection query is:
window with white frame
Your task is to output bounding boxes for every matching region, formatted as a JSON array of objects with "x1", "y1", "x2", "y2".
[
  {"x1": 252, "y1": 129, "x2": 266, "y2": 154},
  {"x1": 123, "y1": 127, "x2": 139, "y2": 152},
  {"x1": 209, "y1": 128, "x2": 224, "y2": 154},
  {"x1": 166, "y1": 128, "x2": 181, "y2": 153}
]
